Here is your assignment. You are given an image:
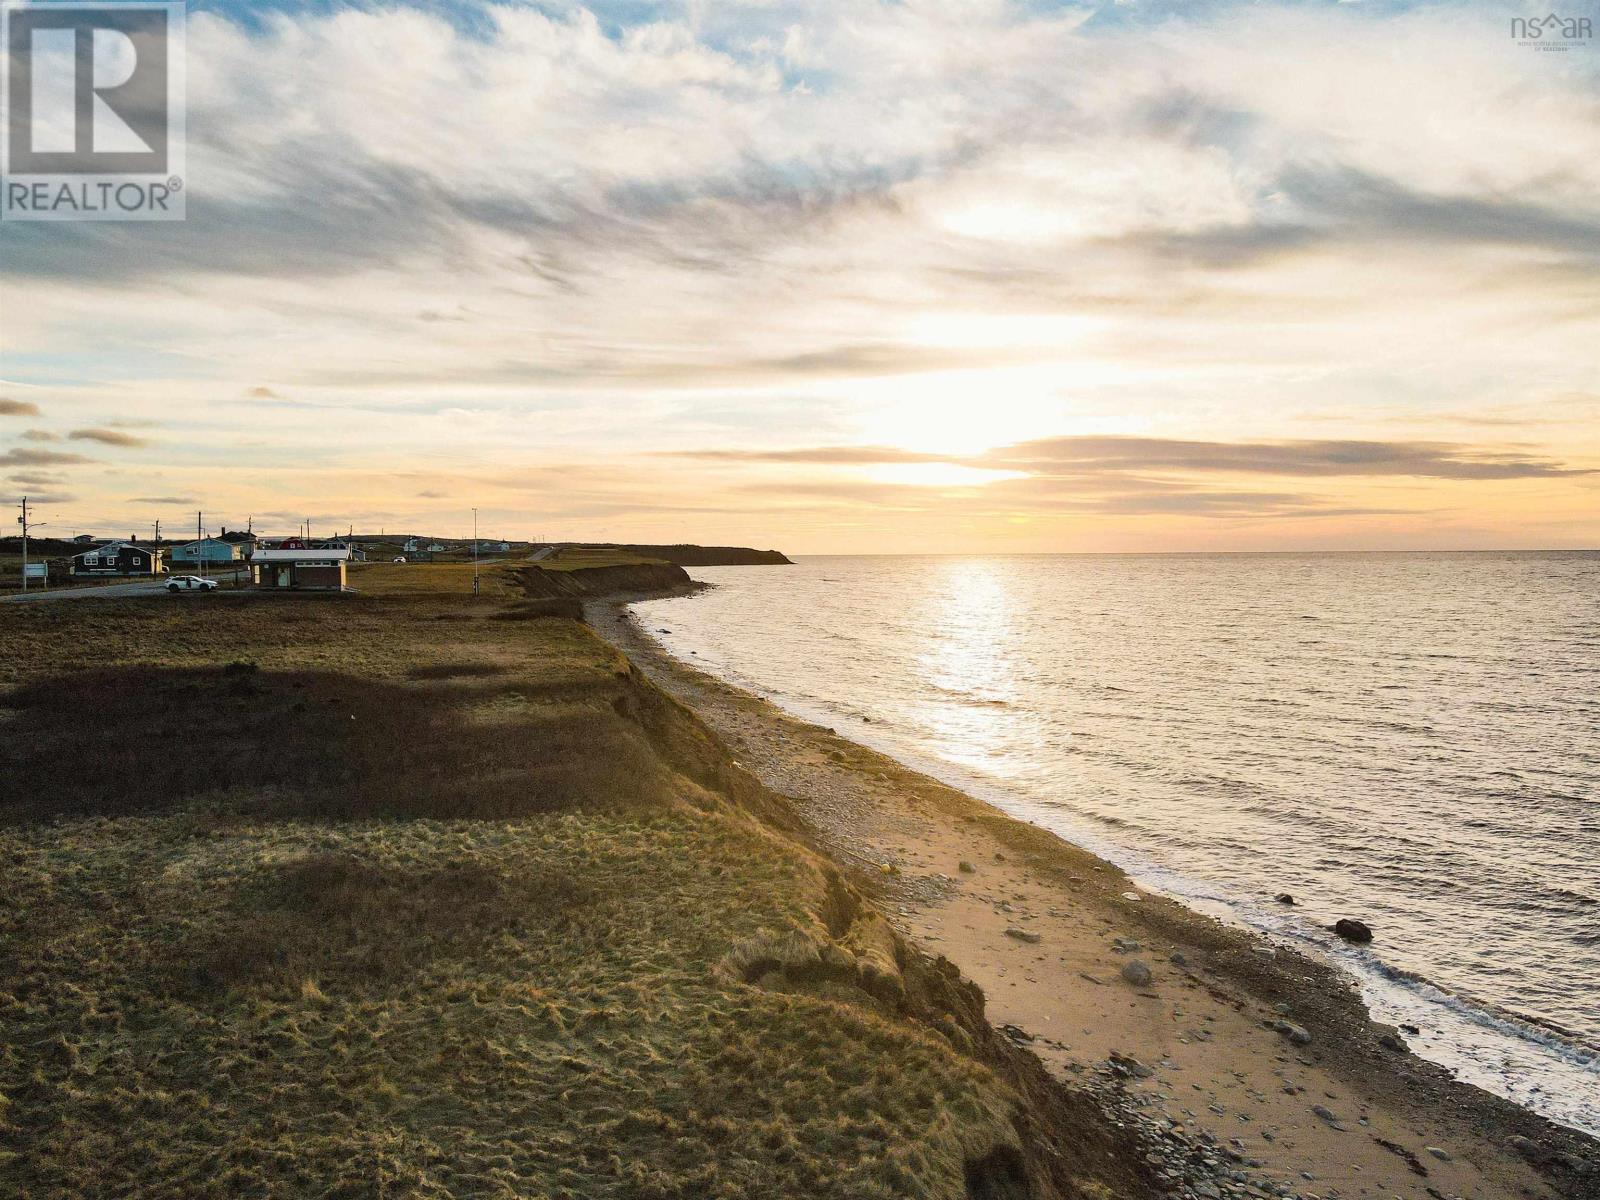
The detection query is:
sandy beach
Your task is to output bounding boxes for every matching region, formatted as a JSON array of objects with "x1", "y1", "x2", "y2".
[{"x1": 592, "y1": 595, "x2": 1598, "y2": 1200}]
